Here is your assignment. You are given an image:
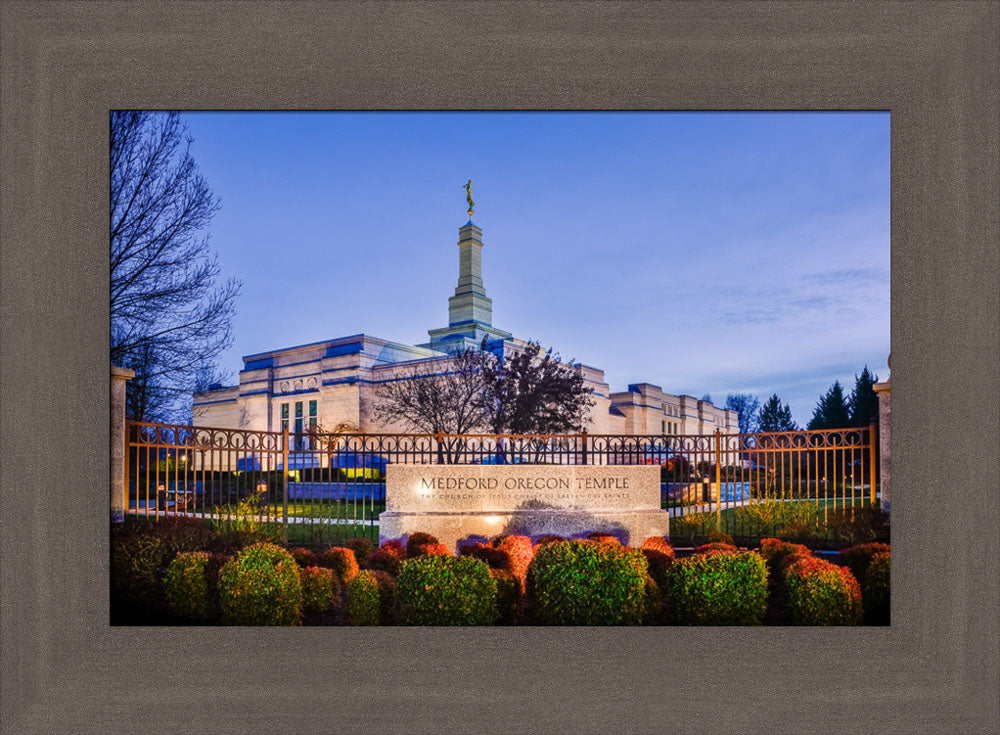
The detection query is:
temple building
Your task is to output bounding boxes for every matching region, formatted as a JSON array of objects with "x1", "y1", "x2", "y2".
[{"x1": 193, "y1": 200, "x2": 737, "y2": 438}]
